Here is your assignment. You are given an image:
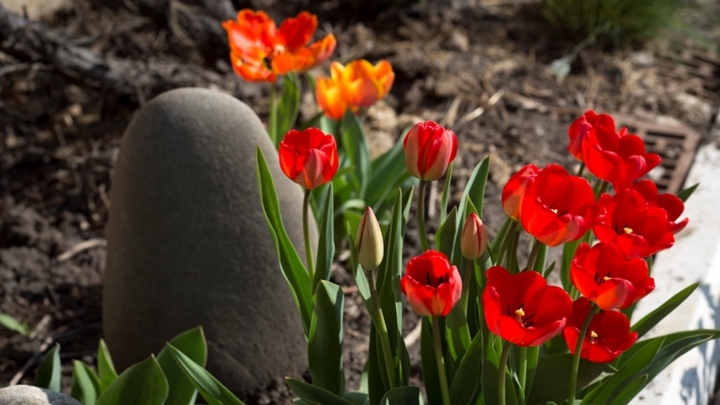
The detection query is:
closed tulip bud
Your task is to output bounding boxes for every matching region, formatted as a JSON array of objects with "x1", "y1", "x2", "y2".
[
  {"x1": 357, "y1": 207, "x2": 384, "y2": 271},
  {"x1": 461, "y1": 213, "x2": 488, "y2": 260},
  {"x1": 403, "y1": 121, "x2": 458, "y2": 181}
]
